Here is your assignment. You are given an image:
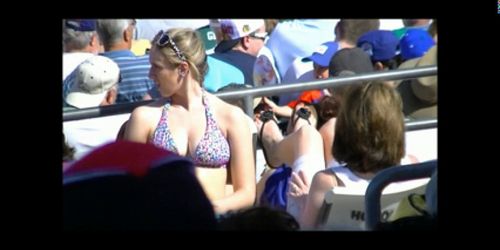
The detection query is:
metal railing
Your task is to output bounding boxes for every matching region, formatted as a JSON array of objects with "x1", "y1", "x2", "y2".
[
  {"x1": 64, "y1": 66, "x2": 437, "y2": 127},
  {"x1": 405, "y1": 118, "x2": 437, "y2": 131}
]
